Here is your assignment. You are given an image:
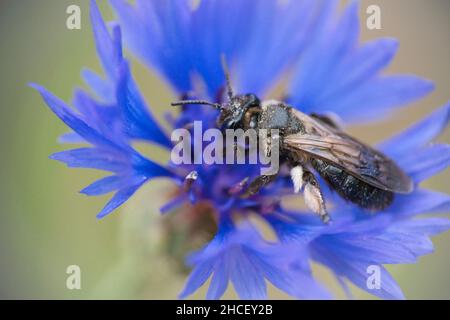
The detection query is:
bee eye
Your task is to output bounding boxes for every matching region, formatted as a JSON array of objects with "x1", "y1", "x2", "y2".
[{"x1": 246, "y1": 94, "x2": 260, "y2": 108}]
